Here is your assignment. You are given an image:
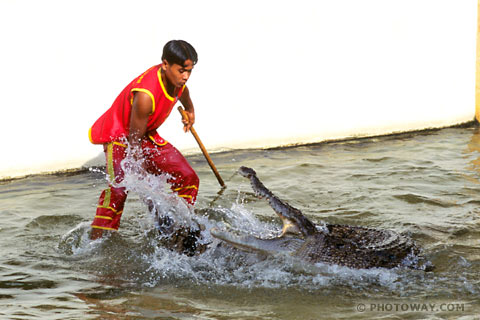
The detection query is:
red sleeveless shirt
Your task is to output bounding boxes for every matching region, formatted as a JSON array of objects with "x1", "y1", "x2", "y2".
[{"x1": 89, "y1": 65, "x2": 184, "y2": 145}]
